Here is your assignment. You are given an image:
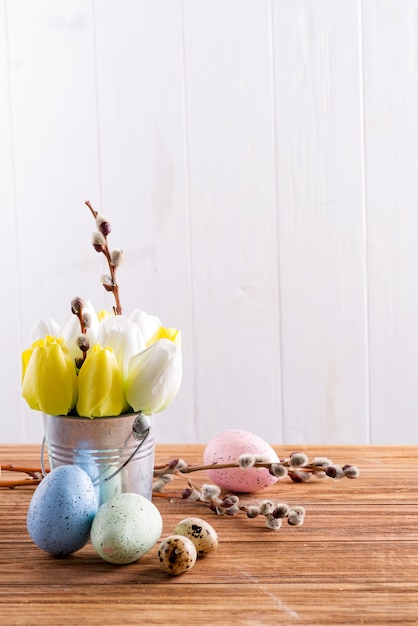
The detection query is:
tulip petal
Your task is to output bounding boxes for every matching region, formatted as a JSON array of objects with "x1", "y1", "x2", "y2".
[
  {"x1": 146, "y1": 327, "x2": 181, "y2": 348},
  {"x1": 31, "y1": 318, "x2": 60, "y2": 342},
  {"x1": 76, "y1": 344, "x2": 128, "y2": 418},
  {"x1": 97, "y1": 315, "x2": 144, "y2": 376},
  {"x1": 129, "y1": 309, "x2": 161, "y2": 345}
]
